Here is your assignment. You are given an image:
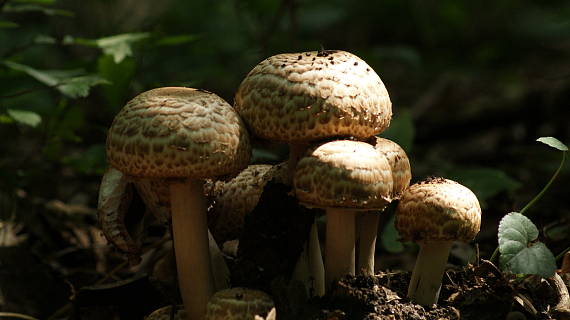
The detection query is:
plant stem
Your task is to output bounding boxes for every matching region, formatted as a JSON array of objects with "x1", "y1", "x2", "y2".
[
  {"x1": 490, "y1": 150, "x2": 567, "y2": 262},
  {"x1": 520, "y1": 151, "x2": 566, "y2": 215}
]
